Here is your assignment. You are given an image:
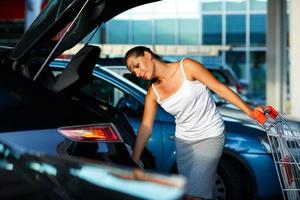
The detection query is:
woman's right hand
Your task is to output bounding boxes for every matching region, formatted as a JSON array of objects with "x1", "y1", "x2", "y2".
[{"x1": 132, "y1": 156, "x2": 144, "y2": 168}]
